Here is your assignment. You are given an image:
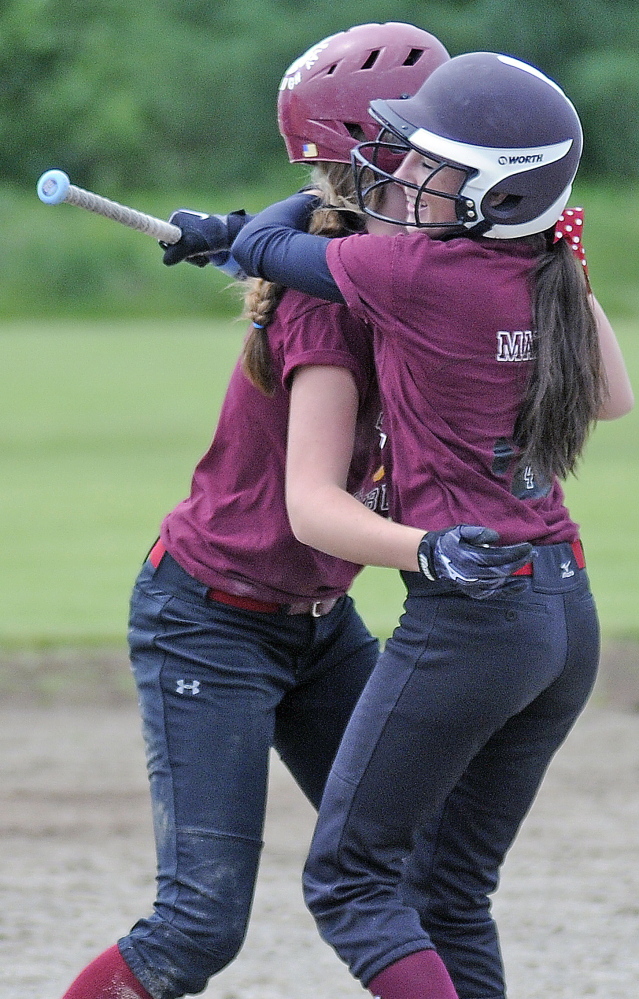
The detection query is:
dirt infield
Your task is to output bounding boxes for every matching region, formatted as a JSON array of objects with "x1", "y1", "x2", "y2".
[{"x1": 1, "y1": 643, "x2": 638, "y2": 999}]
